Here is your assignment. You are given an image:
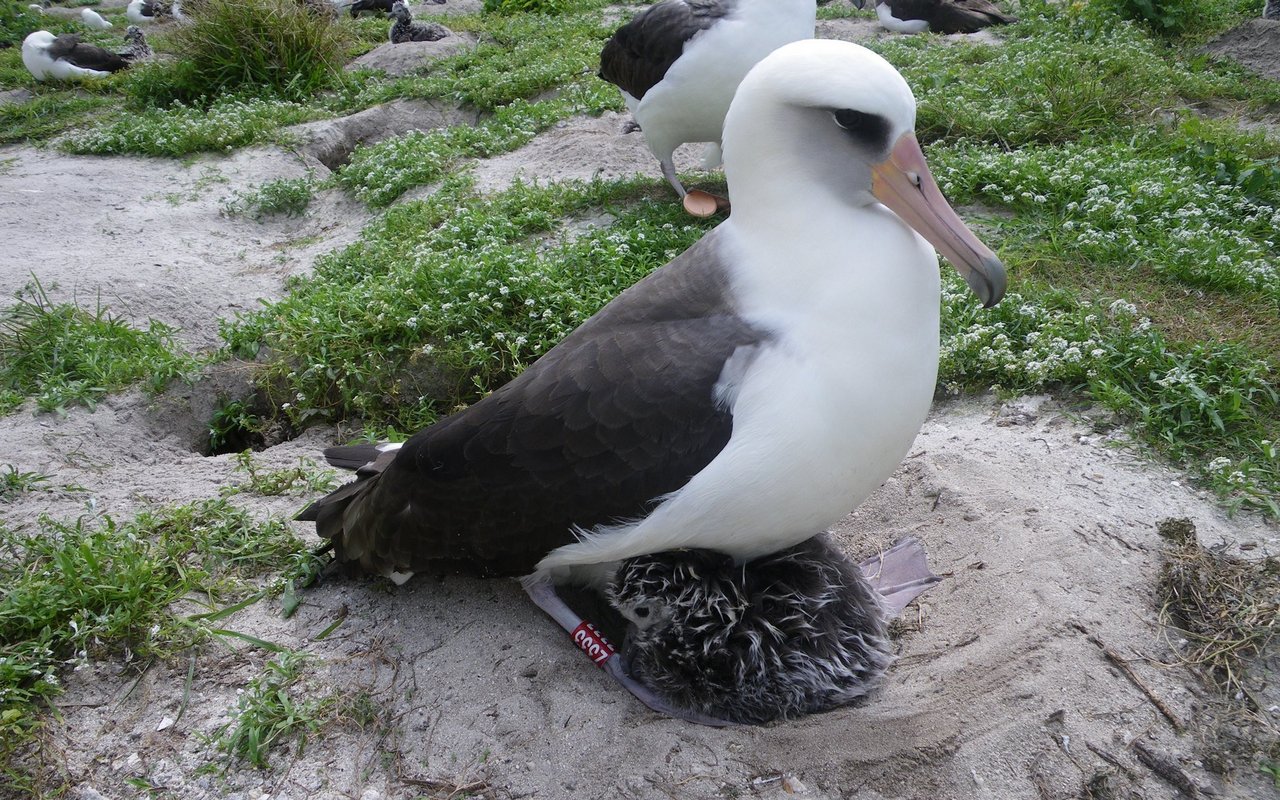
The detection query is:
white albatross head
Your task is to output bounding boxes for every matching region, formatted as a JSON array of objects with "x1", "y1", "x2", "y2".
[
  {"x1": 21, "y1": 31, "x2": 57, "y2": 81},
  {"x1": 722, "y1": 39, "x2": 1006, "y2": 307}
]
